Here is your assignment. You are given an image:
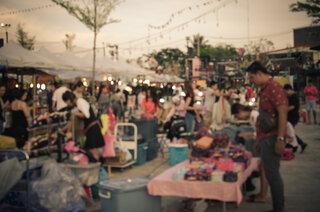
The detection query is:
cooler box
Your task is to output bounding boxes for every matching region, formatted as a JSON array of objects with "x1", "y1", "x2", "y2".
[
  {"x1": 99, "y1": 178, "x2": 161, "y2": 212},
  {"x1": 169, "y1": 144, "x2": 188, "y2": 166},
  {"x1": 129, "y1": 142, "x2": 148, "y2": 166},
  {"x1": 147, "y1": 138, "x2": 159, "y2": 161}
]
